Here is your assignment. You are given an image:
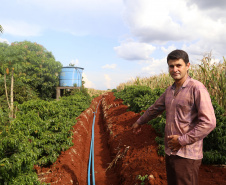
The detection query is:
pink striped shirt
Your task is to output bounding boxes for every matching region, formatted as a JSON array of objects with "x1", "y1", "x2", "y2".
[{"x1": 137, "y1": 76, "x2": 216, "y2": 159}]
